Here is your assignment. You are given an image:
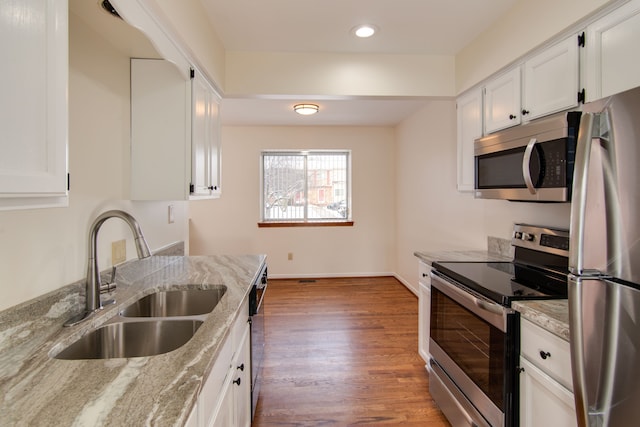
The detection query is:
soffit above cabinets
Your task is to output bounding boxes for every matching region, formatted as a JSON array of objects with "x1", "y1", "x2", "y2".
[
  {"x1": 199, "y1": 0, "x2": 519, "y2": 55},
  {"x1": 69, "y1": 0, "x2": 161, "y2": 59}
]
